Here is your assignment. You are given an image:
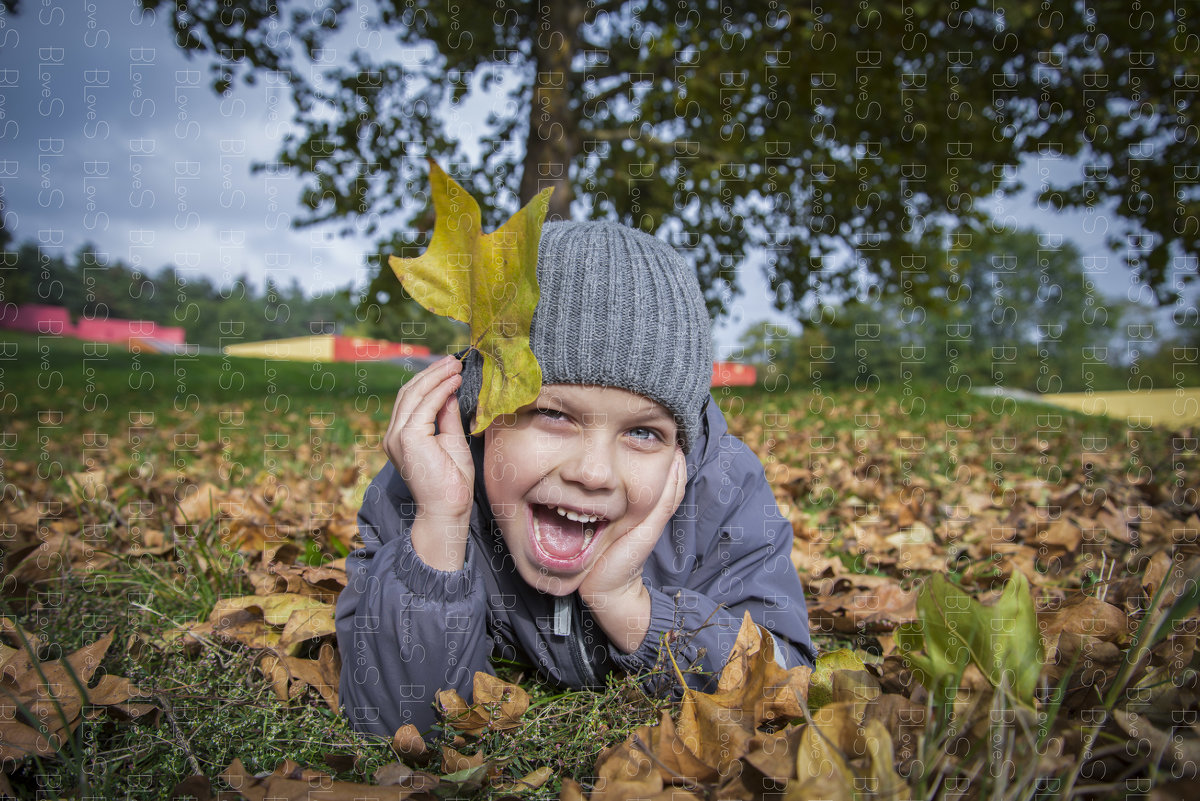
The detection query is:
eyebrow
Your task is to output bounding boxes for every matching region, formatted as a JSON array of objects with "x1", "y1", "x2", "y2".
[
  {"x1": 543, "y1": 389, "x2": 676, "y2": 428},
  {"x1": 627, "y1": 405, "x2": 675, "y2": 426}
]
